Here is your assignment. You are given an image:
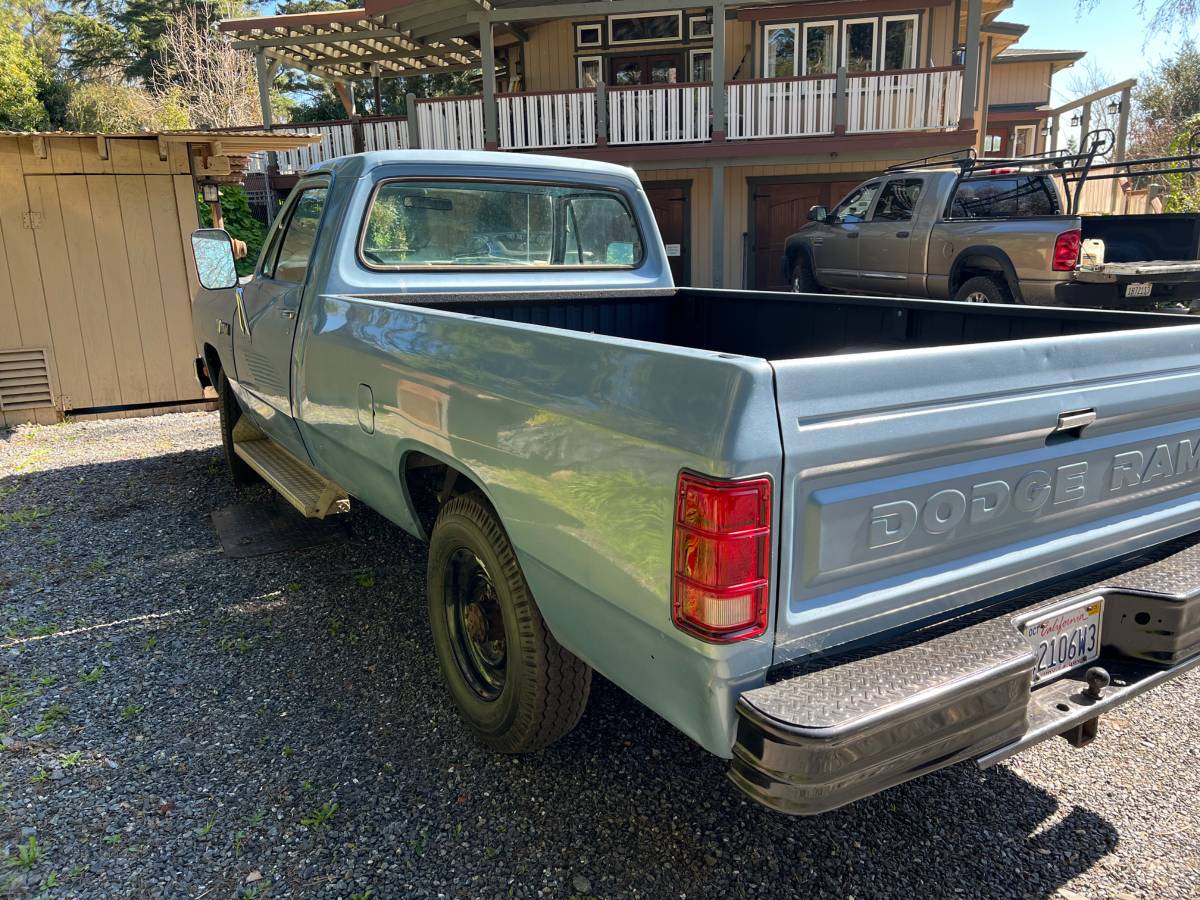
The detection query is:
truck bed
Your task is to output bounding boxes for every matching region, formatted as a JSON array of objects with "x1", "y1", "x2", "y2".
[{"x1": 409, "y1": 288, "x2": 1185, "y2": 360}]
